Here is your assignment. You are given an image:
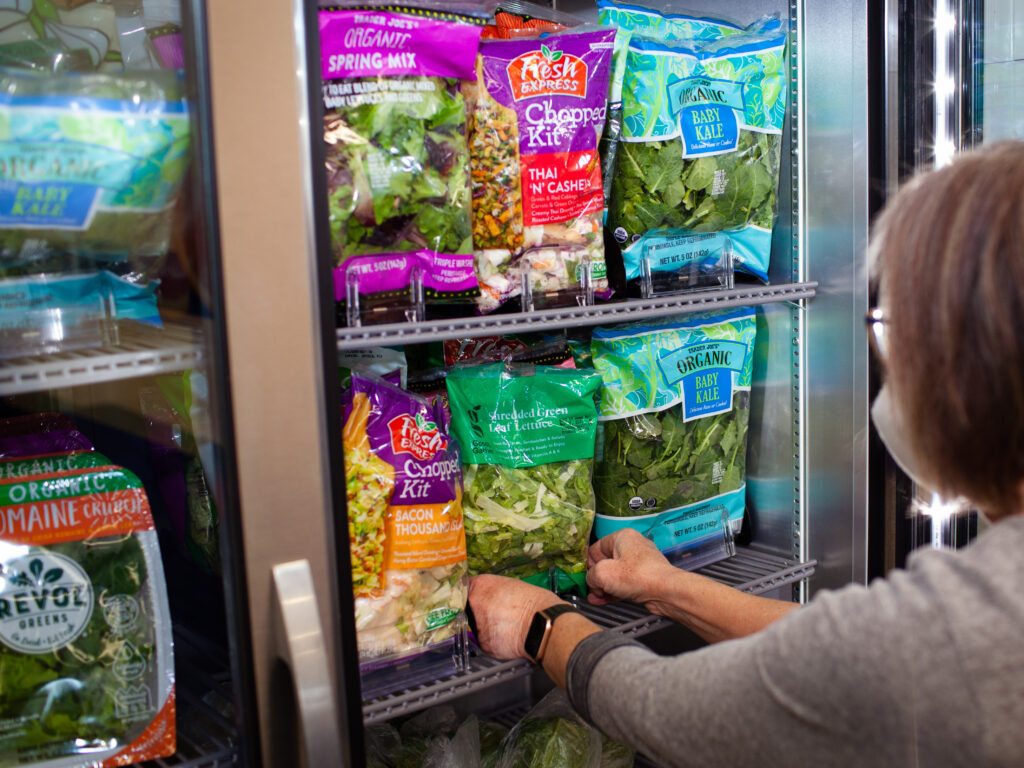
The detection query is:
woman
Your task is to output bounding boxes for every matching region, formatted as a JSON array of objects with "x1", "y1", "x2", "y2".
[{"x1": 467, "y1": 141, "x2": 1024, "y2": 767}]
